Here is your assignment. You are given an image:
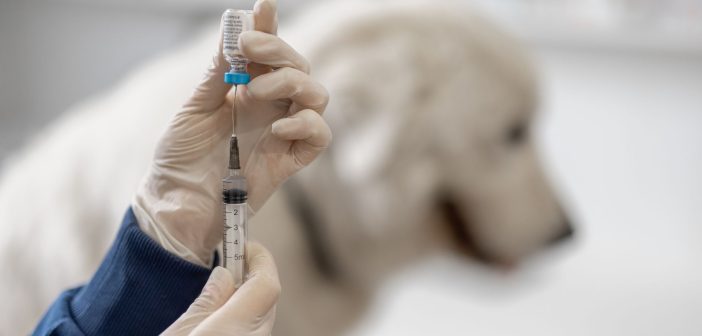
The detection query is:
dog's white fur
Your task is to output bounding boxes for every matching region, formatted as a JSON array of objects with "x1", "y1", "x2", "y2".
[{"x1": 0, "y1": 1, "x2": 567, "y2": 335}]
